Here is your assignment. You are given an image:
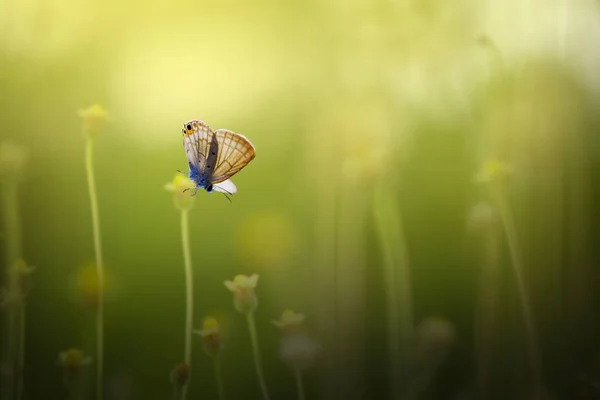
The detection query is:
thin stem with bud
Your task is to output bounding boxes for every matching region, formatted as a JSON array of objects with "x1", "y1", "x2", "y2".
[
  {"x1": 246, "y1": 312, "x2": 270, "y2": 400},
  {"x1": 85, "y1": 137, "x2": 104, "y2": 400}
]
